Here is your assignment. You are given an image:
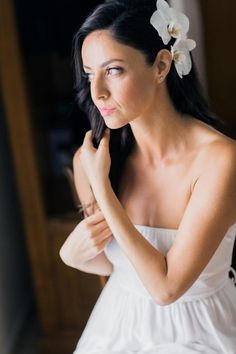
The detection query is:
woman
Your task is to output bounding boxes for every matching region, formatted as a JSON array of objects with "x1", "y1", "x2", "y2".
[{"x1": 60, "y1": 0, "x2": 236, "y2": 353}]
